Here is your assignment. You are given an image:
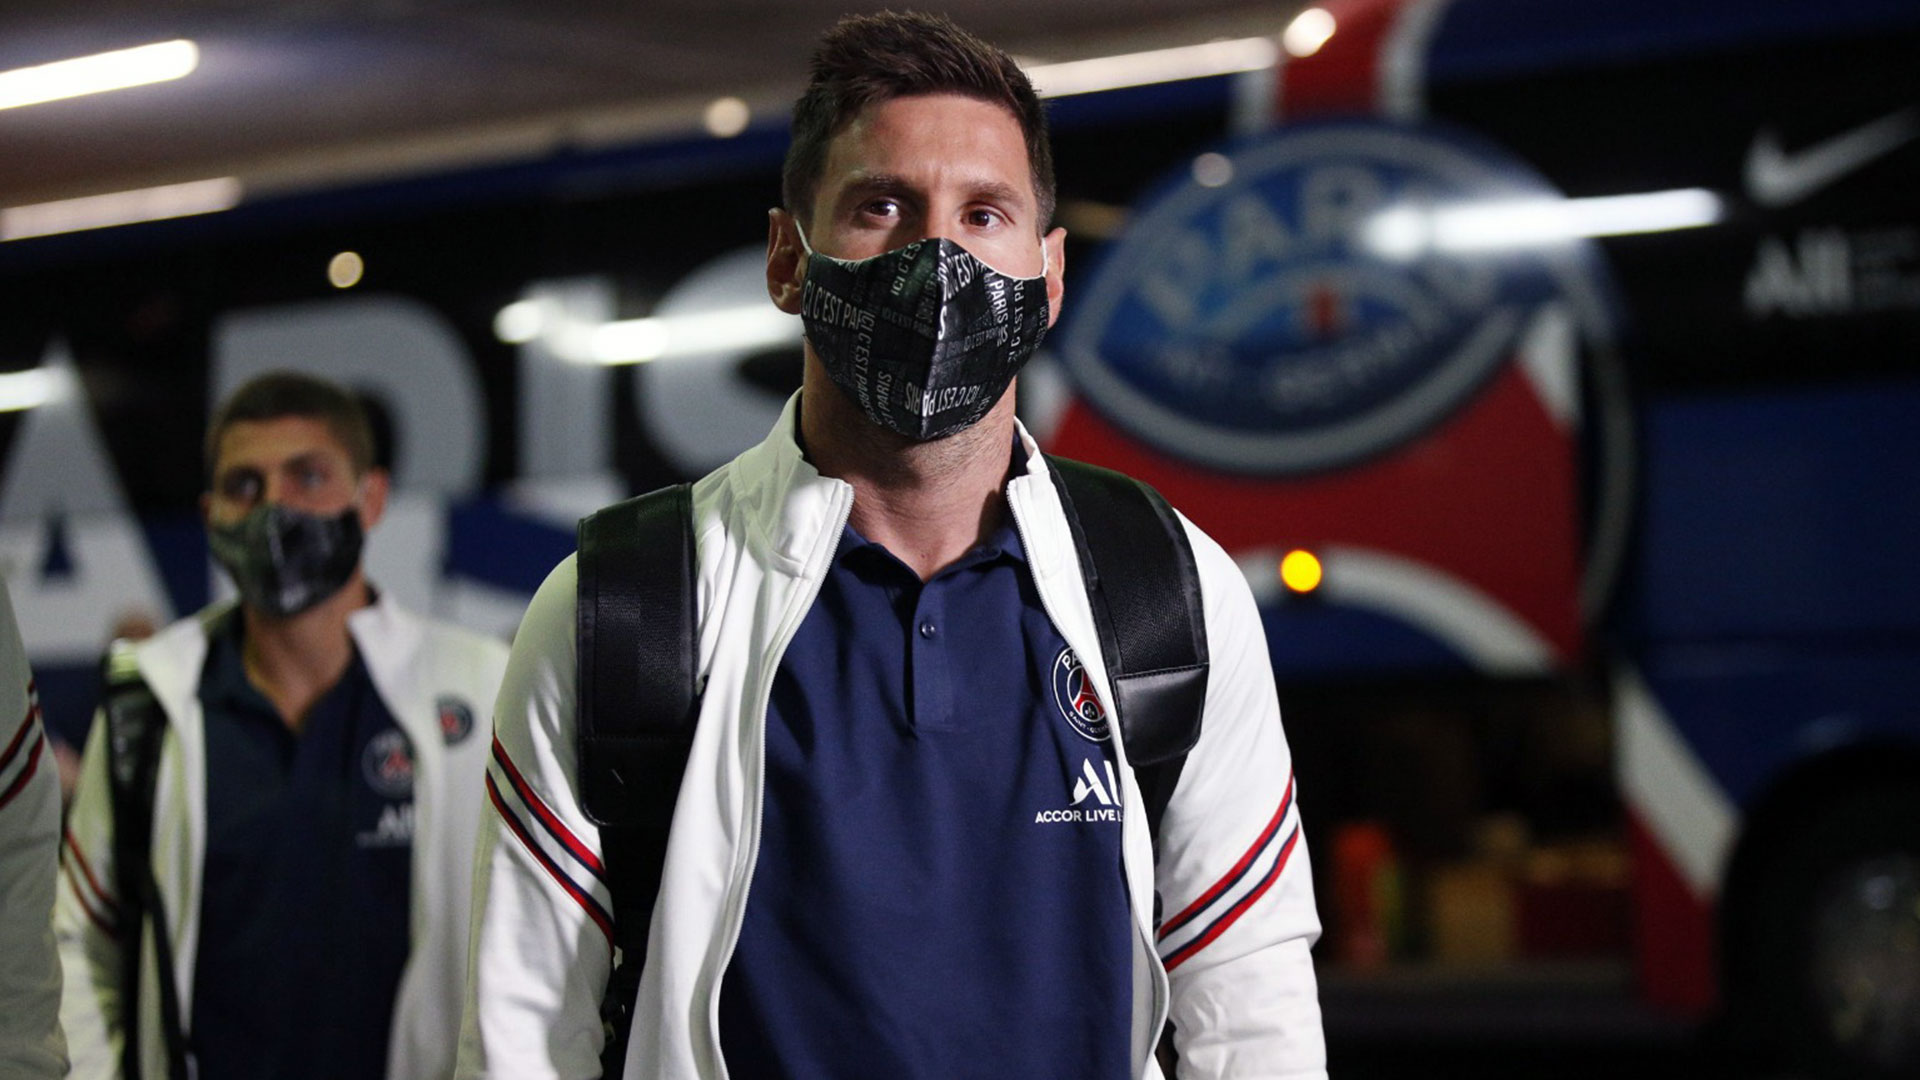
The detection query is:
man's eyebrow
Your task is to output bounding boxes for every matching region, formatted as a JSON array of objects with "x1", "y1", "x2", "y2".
[
  {"x1": 838, "y1": 174, "x2": 913, "y2": 204},
  {"x1": 271, "y1": 449, "x2": 338, "y2": 473},
  {"x1": 966, "y1": 179, "x2": 1028, "y2": 208}
]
